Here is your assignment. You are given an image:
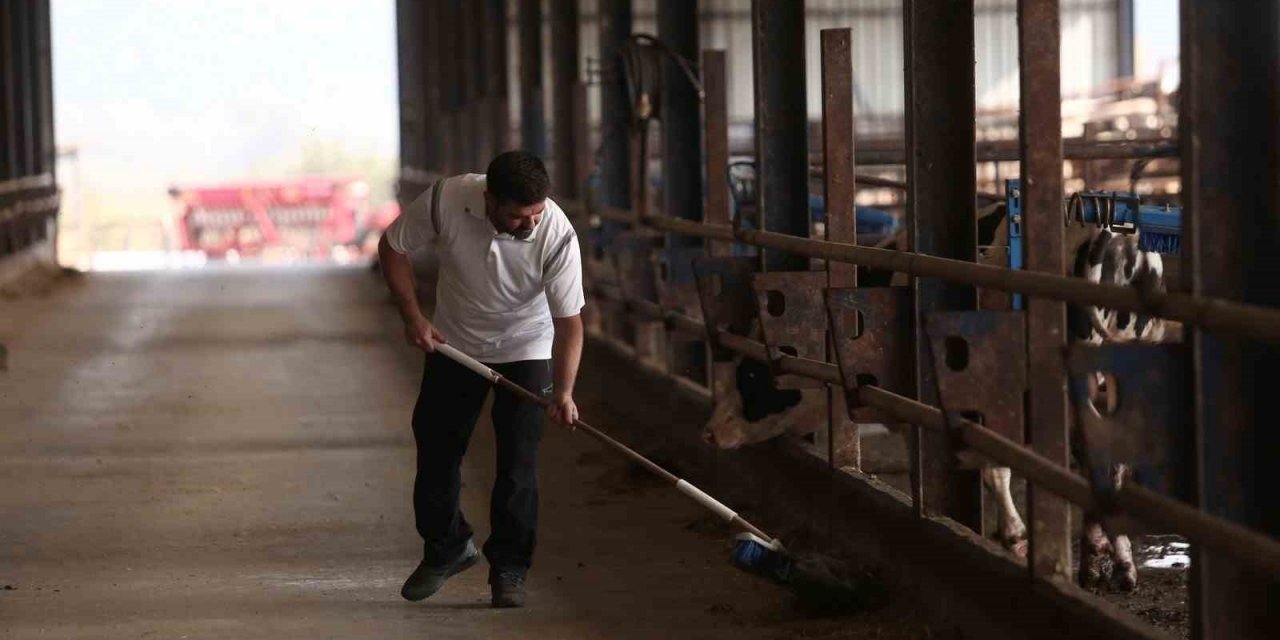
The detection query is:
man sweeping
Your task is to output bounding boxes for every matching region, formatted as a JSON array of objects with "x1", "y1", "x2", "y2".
[{"x1": 377, "y1": 150, "x2": 585, "y2": 608}]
